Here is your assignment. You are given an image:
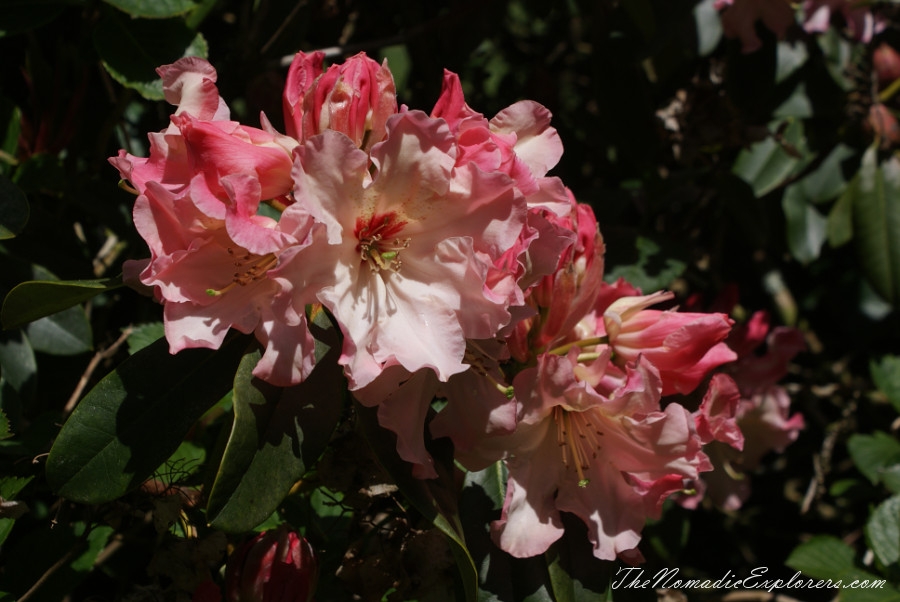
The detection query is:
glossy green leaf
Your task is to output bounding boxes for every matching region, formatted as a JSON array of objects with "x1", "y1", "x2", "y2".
[
  {"x1": 785, "y1": 535, "x2": 856, "y2": 579},
  {"x1": 776, "y1": 41, "x2": 808, "y2": 84},
  {"x1": 0, "y1": 475, "x2": 32, "y2": 547},
  {"x1": 127, "y1": 323, "x2": 165, "y2": 355},
  {"x1": 867, "y1": 494, "x2": 900, "y2": 567},
  {"x1": 45, "y1": 333, "x2": 250, "y2": 504},
  {"x1": 692, "y1": 0, "x2": 722, "y2": 56},
  {"x1": 2, "y1": 276, "x2": 122, "y2": 330},
  {"x1": 0, "y1": 174, "x2": 28, "y2": 240},
  {"x1": 93, "y1": 10, "x2": 208, "y2": 100},
  {"x1": 828, "y1": 184, "x2": 854, "y2": 248},
  {"x1": 848, "y1": 432, "x2": 900, "y2": 486},
  {"x1": 25, "y1": 304, "x2": 93, "y2": 356},
  {"x1": 802, "y1": 144, "x2": 856, "y2": 203},
  {"x1": 732, "y1": 119, "x2": 808, "y2": 198},
  {"x1": 773, "y1": 82, "x2": 813, "y2": 119},
  {"x1": 603, "y1": 236, "x2": 686, "y2": 293},
  {"x1": 357, "y1": 402, "x2": 477, "y2": 602},
  {"x1": 872, "y1": 355, "x2": 900, "y2": 414},
  {"x1": 0, "y1": 330, "x2": 35, "y2": 398},
  {"x1": 851, "y1": 147, "x2": 900, "y2": 304},
  {"x1": 818, "y1": 27, "x2": 854, "y2": 91},
  {"x1": 206, "y1": 318, "x2": 344, "y2": 532},
  {"x1": 102, "y1": 0, "x2": 198, "y2": 19},
  {"x1": 782, "y1": 184, "x2": 828, "y2": 264},
  {"x1": 786, "y1": 535, "x2": 892, "y2": 595}
]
